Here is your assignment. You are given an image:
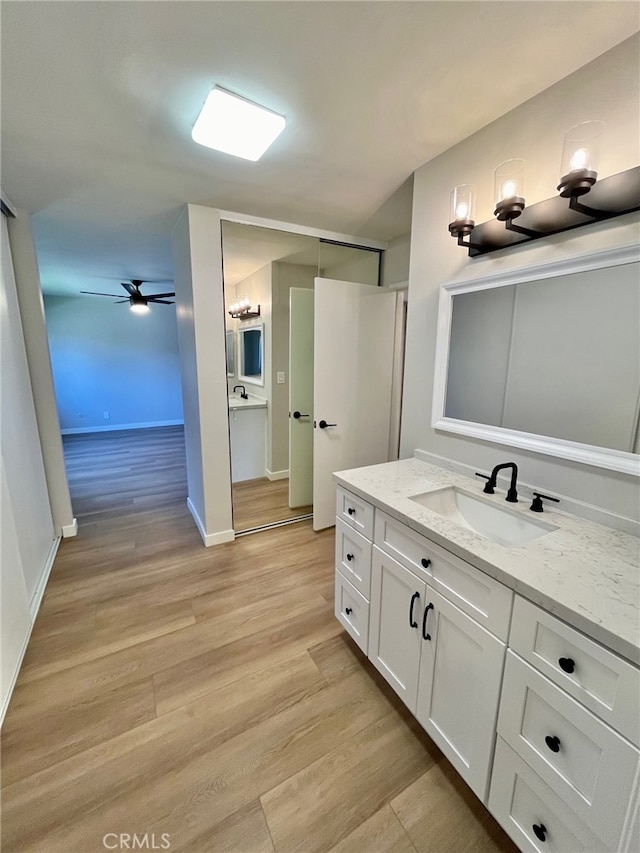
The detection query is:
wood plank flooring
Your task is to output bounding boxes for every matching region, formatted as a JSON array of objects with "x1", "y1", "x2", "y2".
[
  {"x1": 1, "y1": 427, "x2": 517, "y2": 853},
  {"x1": 232, "y1": 477, "x2": 312, "y2": 532}
]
